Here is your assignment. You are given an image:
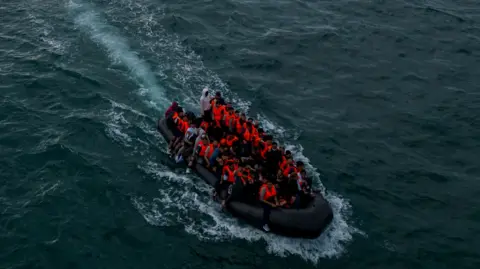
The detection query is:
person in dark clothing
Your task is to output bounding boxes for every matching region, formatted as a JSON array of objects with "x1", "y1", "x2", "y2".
[
  {"x1": 165, "y1": 101, "x2": 178, "y2": 118},
  {"x1": 210, "y1": 123, "x2": 224, "y2": 142},
  {"x1": 265, "y1": 142, "x2": 283, "y2": 177},
  {"x1": 214, "y1": 91, "x2": 226, "y2": 105}
]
